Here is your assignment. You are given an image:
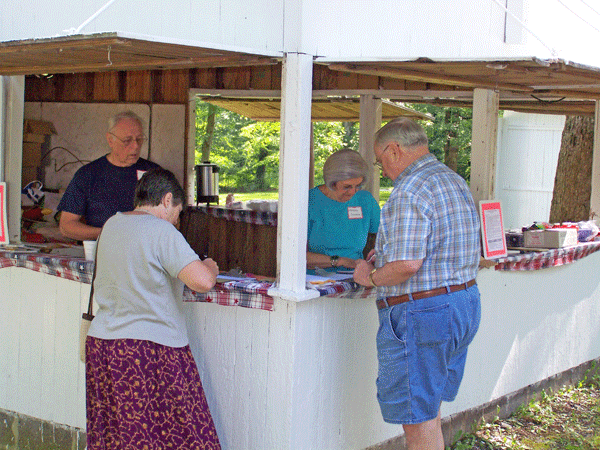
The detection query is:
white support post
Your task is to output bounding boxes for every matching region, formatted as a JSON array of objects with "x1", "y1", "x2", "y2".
[
  {"x1": 470, "y1": 88, "x2": 499, "y2": 205},
  {"x1": 0, "y1": 76, "x2": 25, "y2": 243},
  {"x1": 590, "y1": 101, "x2": 600, "y2": 220},
  {"x1": 186, "y1": 94, "x2": 198, "y2": 206},
  {"x1": 269, "y1": 52, "x2": 319, "y2": 301},
  {"x1": 358, "y1": 95, "x2": 382, "y2": 201}
]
